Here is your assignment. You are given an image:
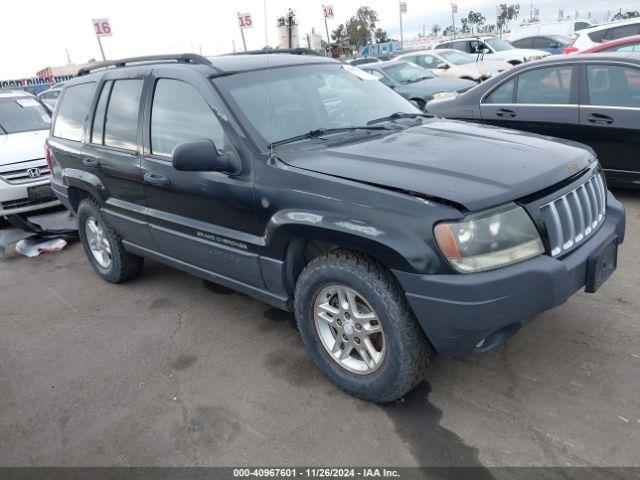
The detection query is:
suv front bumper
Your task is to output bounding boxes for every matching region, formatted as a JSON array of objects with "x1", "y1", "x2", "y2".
[{"x1": 393, "y1": 192, "x2": 626, "y2": 358}]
